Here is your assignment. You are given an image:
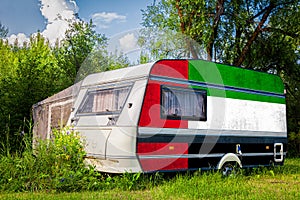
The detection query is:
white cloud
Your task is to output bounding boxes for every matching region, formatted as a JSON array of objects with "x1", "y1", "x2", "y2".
[
  {"x1": 39, "y1": 0, "x2": 79, "y2": 44},
  {"x1": 119, "y1": 33, "x2": 138, "y2": 52},
  {"x1": 107, "y1": 29, "x2": 142, "y2": 64},
  {"x1": 92, "y1": 12, "x2": 126, "y2": 29},
  {"x1": 40, "y1": 0, "x2": 78, "y2": 22},
  {"x1": 6, "y1": 0, "x2": 78, "y2": 46},
  {"x1": 7, "y1": 33, "x2": 29, "y2": 47}
]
